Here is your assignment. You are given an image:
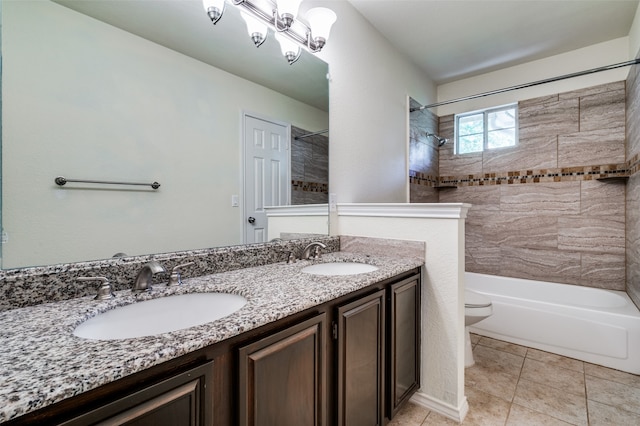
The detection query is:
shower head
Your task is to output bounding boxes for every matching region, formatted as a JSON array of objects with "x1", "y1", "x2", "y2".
[{"x1": 426, "y1": 132, "x2": 448, "y2": 147}]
